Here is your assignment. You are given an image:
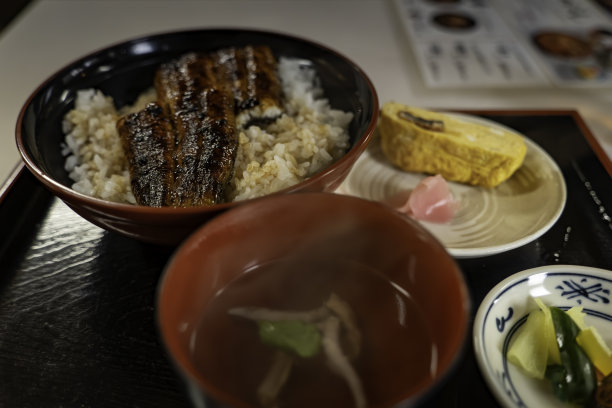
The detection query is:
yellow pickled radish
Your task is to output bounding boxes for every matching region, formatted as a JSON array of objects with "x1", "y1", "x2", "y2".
[
  {"x1": 566, "y1": 306, "x2": 587, "y2": 330},
  {"x1": 534, "y1": 298, "x2": 561, "y2": 365},
  {"x1": 576, "y1": 327, "x2": 612, "y2": 376},
  {"x1": 507, "y1": 309, "x2": 549, "y2": 379}
]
